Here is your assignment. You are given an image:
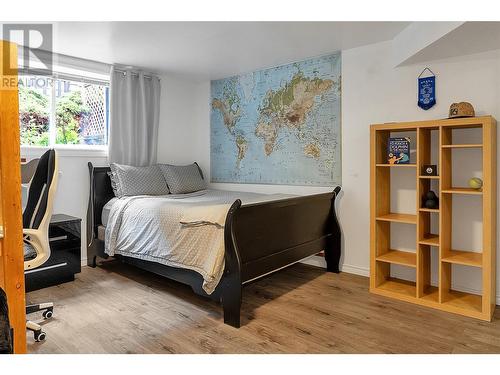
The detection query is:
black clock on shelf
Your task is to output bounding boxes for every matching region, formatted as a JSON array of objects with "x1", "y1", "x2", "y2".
[{"x1": 423, "y1": 164, "x2": 437, "y2": 176}]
